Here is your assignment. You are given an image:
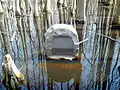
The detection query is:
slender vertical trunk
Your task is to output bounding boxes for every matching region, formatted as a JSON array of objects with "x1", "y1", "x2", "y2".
[
  {"x1": 17, "y1": 0, "x2": 30, "y2": 88},
  {"x1": 0, "y1": 2, "x2": 9, "y2": 53},
  {"x1": 76, "y1": 0, "x2": 86, "y2": 22},
  {"x1": 62, "y1": 0, "x2": 67, "y2": 23},
  {"x1": 57, "y1": 0, "x2": 64, "y2": 23},
  {"x1": 33, "y1": 0, "x2": 42, "y2": 88},
  {"x1": 102, "y1": 41, "x2": 115, "y2": 90}
]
